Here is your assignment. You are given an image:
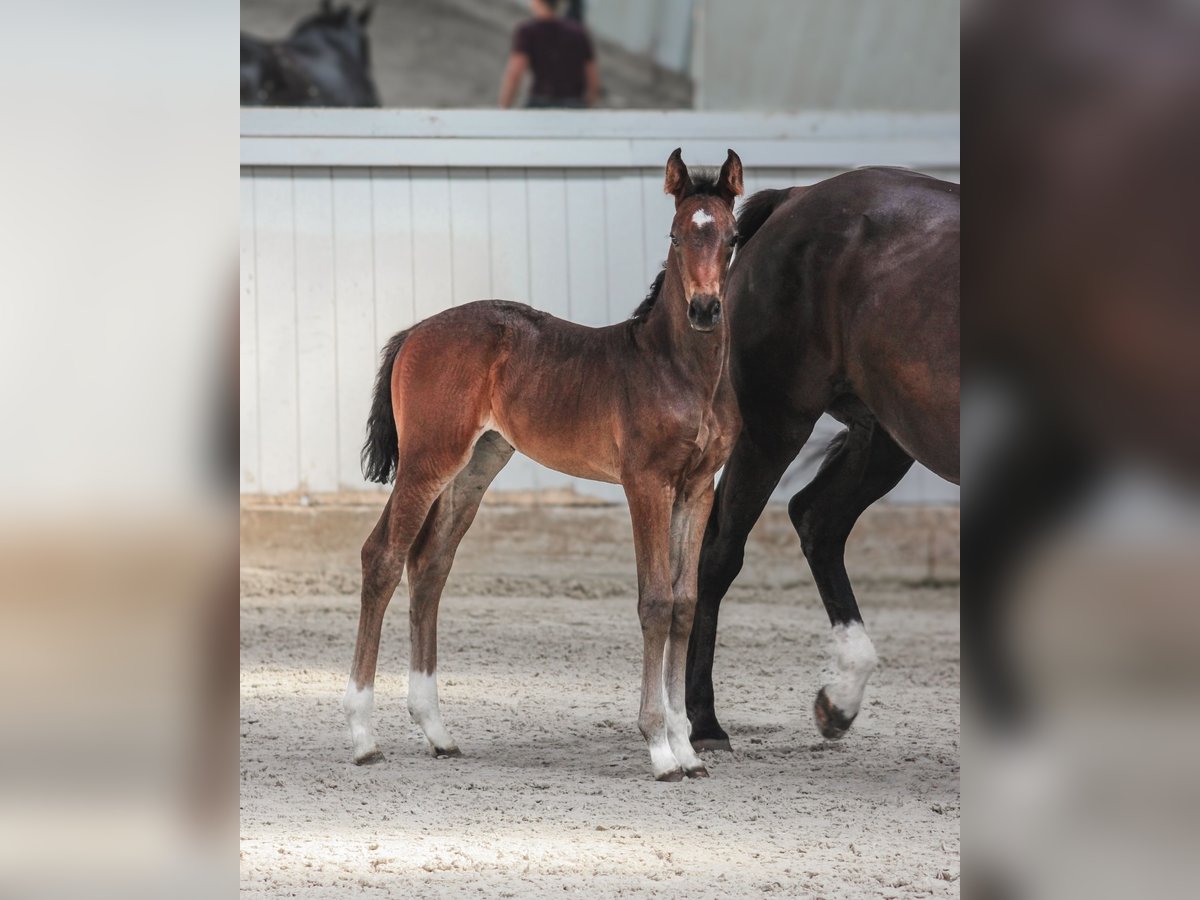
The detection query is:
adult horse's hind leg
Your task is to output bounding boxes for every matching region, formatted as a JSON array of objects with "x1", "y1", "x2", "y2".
[
  {"x1": 787, "y1": 421, "x2": 913, "y2": 739},
  {"x1": 686, "y1": 424, "x2": 812, "y2": 750},
  {"x1": 406, "y1": 432, "x2": 513, "y2": 757}
]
